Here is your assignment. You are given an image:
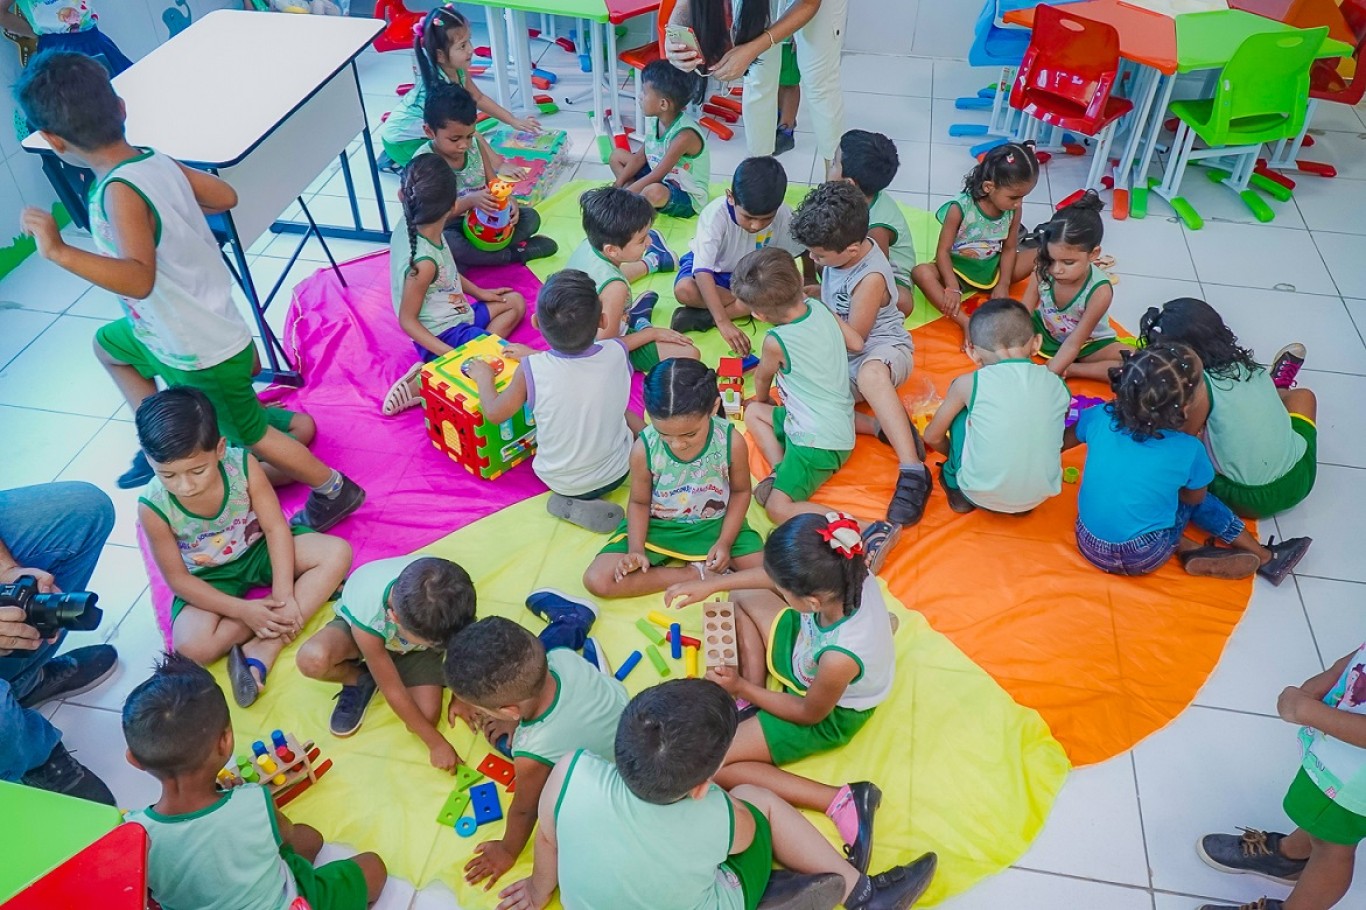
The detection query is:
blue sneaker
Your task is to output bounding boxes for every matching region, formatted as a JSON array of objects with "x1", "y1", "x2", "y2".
[
  {"x1": 627, "y1": 291, "x2": 659, "y2": 332},
  {"x1": 526, "y1": 589, "x2": 599, "y2": 652},
  {"x1": 583, "y1": 637, "x2": 610, "y2": 673},
  {"x1": 642, "y1": 229, "x2": 675, "y2": 274}
]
